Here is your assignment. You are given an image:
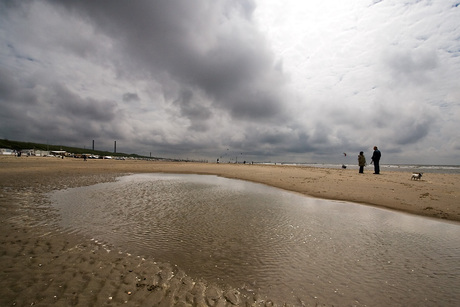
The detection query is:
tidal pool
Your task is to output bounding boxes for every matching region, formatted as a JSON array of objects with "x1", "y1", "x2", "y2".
[{"x1": 50, "y1": 173, "x2": 460, "y2": 306}]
